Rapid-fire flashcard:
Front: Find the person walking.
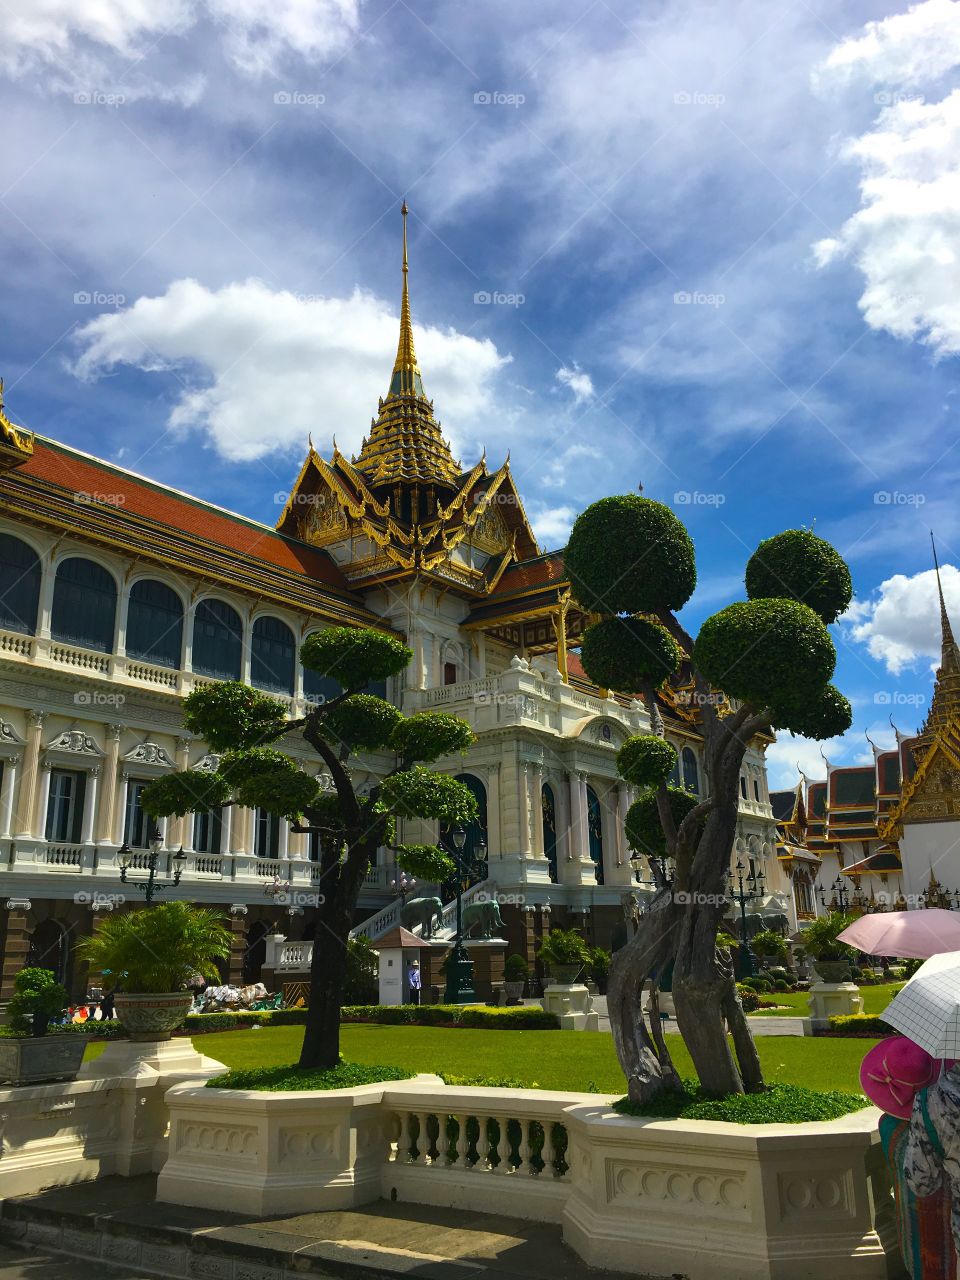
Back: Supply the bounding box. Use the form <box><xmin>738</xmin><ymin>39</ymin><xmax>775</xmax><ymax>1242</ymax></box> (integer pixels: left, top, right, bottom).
<box><xmin>903</xmin><ymin>1061</ymin><xmax>960</xmax><ymax>1276</ymax></box>
<box><xmin>407</xmin><ymin>959</ymin><xmax>421</xmax><ymax>1006</ymax></box>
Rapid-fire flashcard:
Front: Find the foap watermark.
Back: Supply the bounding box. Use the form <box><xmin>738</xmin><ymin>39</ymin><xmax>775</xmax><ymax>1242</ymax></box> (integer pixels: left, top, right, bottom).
<box><xmin>874</xmin><ymin>90</ymin><xmax>924</xmax><ymax>107</ymax></box>
<box><xmin>474</xmin><ymin>691</ymin><xmax>530</xmax><ymax>708</ymax></box>
<box><xmin>271</xmin><ymin>890</ymin><xmax>326</xmax><ymax>908</ymax></box>
<box><xmin>674</xmin><ymin>91</ymin><xmax>725</xmax><ymax>108</ymax></box>
<box><xmin>874</xmin><ymin>690</ymin><xmax>925</xmax><ymax>707</ymax></box>
<box><xmin>73</xmin><ymin>291</ymin><xmax>126</xmax><ymax>307</ymax></box>
<box><xmin>273</xmin><ymin>91</ymin><xmax>325</xmax><ymax>108</ymax></box>
<box><xmin>674</xmin><ymin>490</ymin><xmax>726</xmax><ymax>507</ymax></box>
<box><xmin>473</xmin><ymin>290</ymin><xmax>525</xmax><ymax>307</ymax></box>
<box><xmin>673</xmin><ymin>890</ymin><xmax>727</xmax><ymax>906</ymax></box>
<box><xmin>75</xmin><ymin>490</ymin><xmax>126</xmax><ymax>507</ymax></box>
<box><xmin>74</xmin><ymin>90</ymin><xmax>125</xmax><ymax>108</ymax></box>
<box><xmin>74</xmin><ymin>890</ymin><xmax>126</xmax><ymax>907</ymax></box>
<box><xmin>675</xmin><ymin>689</ymin><xmax>725</xmax><ymax>708</ymax></box>
<box><xmin>473</xmin><ymin>90</ymin><xmax>525</xmax><ymax>108</ymax></box>
<box><xmin>674</xmin><ymin>290</ymin><xmax>725</xmax><ymax>307</ymax></box>
<box><xmin>473</xmin><ymin>890</ymin><xmax>526</xmax><ymax>906</ymax></box>
<box><xmin>473</xmin><ymin>492</ymin><xmax>520</xmax><ymax>507</ymax></box>
<box><xmin>273</xmin><ymin>490</ymin><xmax>329</xmax><ymax>508</ymax></box>
<box><xmin>74</xmin><ymin>691</ymin><xmax>126</xmax><ymax>708</ymax></box>
<box><xmin>874</xmin><ymin>490</ymin><xmax>925</xmax><ymax>507</ymax></box>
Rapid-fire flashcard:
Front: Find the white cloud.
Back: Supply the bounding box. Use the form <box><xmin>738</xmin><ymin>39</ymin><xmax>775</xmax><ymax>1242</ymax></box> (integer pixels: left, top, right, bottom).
<box><xmin>814</xmin><ymin>1</ymin><xmax>960</xmax><ymax>356</ymax></box>
<box><xmin>70</xmin><ymin>277</ymin><xmax>509</xmax><ymax>463</ymax></box>
<box><xmin>540</xmin><ymin>442</ymin><xmax>603</xmax><ymax>490</ymax></box>
<box><xmin>843</xmin><ymin>562</ymin><xmax>960</xmax><ymax>673</ymax></box>
<box><xmin>765</xmin><ymin>732</ymin><xmax>845</xmax><ymax>791</ymax></box>
<box><xmin>526</xmin><ymin>502</ymin><xmax>577</xmax><ymax>547</ymax></box>
<box><xmin>555</xmin><ymin>364</ymin><xmax>595</xmax><ymax>405</ymax></box>
<box><xmin>0</xmin><ymin>0</ymin><xmax>360</xmax><ymax>94</ymax></box>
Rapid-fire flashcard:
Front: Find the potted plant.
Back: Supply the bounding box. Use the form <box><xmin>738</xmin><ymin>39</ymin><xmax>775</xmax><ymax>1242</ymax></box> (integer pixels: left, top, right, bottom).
<box><xmin>588</xmin><ymin>945</ymin><xmax>611</xmax><ymax>994</ymax></box>
<box><xmin>503</xmin><ymin>953</ymin><xmax>529</xmax><ymax>1002</ymax></box>
<box><xmin>0</xmin><ymin>967</ymin><xmax>84</xmax><ymax>1085</ymax></box>
<box><xmin>751</xmin><ymin>929</ymin><xmax>789</xmax><ymax>967</ymax></box>
<box><xmin>800</xmin><ymin>911</ymin><xmax>857</xmax><ymax>983</ymax></box>
<box><xmin>76</xmin><ymin>901</ymin><xmax>231</xmax><ymax>1041</ymax></box>
<box><xmin>537</xmin><ymin>928</ymin><xmax>591</xmax><ymax>985</ymax></box>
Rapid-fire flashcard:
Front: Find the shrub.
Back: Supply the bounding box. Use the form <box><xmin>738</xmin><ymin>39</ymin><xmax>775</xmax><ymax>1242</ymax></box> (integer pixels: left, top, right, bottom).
<box><xmin>745</xmin><ymin>529</ymin><xmax>853</xmax><ymax>625</ymax></box>
<box><xmin>537</xmin><ymin>929</ymin><xmax>591</xmax><ymax>972</ymax></box>
<box><xmin>616</xmin><ymin>736</ymin><xmax>678</xmax><ymax>788</ymax></box>
<box><xmin>184</xmin><ymin>1012</ymin><xmax>239</xmax><ymax>1033</ymax></box>
<box><xmin>504</xmin><ymin>954</ymin><xmax>529</xmax><ymax>982</ymax></box>
<box><xmin>460</xmin><ymin>1007</ymin><xmax>558</xmax><ymax>1030</ymax></box>
<box><xmin>75</xmin><ymin>901</ymin><xmax>231</xmax><ymax>993</ymax></box>
<box><xmin>207</xmin><ymin>1061</ymin><xmax>415</xmax><ymax>1091</ymax></box>
<box><xmin>773</xmin><ymin>980</ymin><xmax>790</xmax><ymax>993</ymax></box>
<box><xmin>341</xmin><ymin>1004</ymin><xmax>417</xmax><ymax>1024</ymax></box>
<box><xmin>579</xmin><ymin>616</ymin><xmax>681</xmax><ymax>691</ymax></box>
<box><xmin>751</xmin><ymin>929</ymin><xmax>789</xmax><ymax>961</ymax></box>
<box><xmin>7</xmin><ymin>967</ymin><xmax>68</xmax><ymax>1036</ymax></box>
<box><xmin>625</xmin><ymin>786</ymin><xmax>701</xmax><ymax>858</ymax></box>
<box><xmin>344</xmin><ymin>936</ymin><xmax>379</xmax><ymax>1005</ymax></box>
<box><xmin>736</xmin><ymin>986</ymin><xmax>760</xmax><ymax>1012</ymax></box>
<box><xmin>338</xmin><ymin>1004</ymin><xmax>560</xmax><ymax>1030</ymax></box>
<box><xmin>801</xmin><ymin>912</ymin><xmax>858</xmax><ymax>963</ymax></box>
<box><xmin>614</xmin><ymin>1080</ymin><xmax>868</xmax><ymax>1123</ymax></box>
<box><xmin>824</xmin><ymin>1015</ymin><xmax>895</xmax><ymax>1038</ymax></box>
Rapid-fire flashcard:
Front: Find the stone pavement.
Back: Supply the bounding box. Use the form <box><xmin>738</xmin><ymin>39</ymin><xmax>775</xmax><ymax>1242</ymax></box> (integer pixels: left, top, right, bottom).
<box><xmin>586</xmin><ymin>995</ymin><xmax>808</xmax><ymax>1037</ymax></box>
<box><xmin>0</xmin><ymin>1176</ymin><xmax>645</xmax><ymax>1280</ymax></box>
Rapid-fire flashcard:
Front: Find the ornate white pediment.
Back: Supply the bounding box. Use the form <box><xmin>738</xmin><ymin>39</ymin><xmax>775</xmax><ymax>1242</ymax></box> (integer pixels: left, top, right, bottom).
<box><xmin>0</xmin><ymin>720</ymin><xmax>25</xmax><ymax>753</ymax></box>
<box><xmin>123</xmin><ymin>741</ymin><xmax>175</xmax><ymax>768</ymax></box>
<box><xmin>193</xmin><ymin>753</ymin><xmax>222</xmax><ymax>773</ymax></box>
<box><xmin>45</xmin><ymin>729</ymin><xmax>103</xmax><ymax>757</ymax></box>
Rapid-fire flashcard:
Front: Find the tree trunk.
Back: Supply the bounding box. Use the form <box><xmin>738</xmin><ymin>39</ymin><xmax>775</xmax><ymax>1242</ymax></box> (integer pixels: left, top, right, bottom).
<box><xmin>299</xmin><ymin>890</ymin><xmax>351</xmax><ymax>1069</ymax></box>
<box><xmin>671</xmin><ymin>904</ymin><xmax>745</xmax><ymax>1097</ymax></box>
<box><xmin>722</xmin><ymin>978</ymin><xmax>764</xmax><ymax>1092</ymax></box>
<box><xmin>607</xmin><ymin>892</ymin><xmax>679</xmax><ymax>1103</ymax></box>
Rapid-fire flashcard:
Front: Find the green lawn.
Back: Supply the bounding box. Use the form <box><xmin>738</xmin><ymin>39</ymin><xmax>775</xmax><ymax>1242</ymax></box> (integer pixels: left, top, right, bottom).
<box><xmin>749</xmin><ymin>981</ymin><xmax>902</xmax><ymax>1017</ymax></box>
<box><xmin>85</xmin><ymin>1024</ymin><xmax>876</xmax><ymax>1095</ymax></box>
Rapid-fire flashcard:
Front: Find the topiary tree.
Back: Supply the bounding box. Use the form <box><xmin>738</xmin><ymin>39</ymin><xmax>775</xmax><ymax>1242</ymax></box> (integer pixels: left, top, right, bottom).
<box><xmin>564</xmin><ymin>500</ymin><xmax>852</xmax><ymax>1101</ymax></box>
<box><xmin>140</xmin><ymin>627</ymin><xmax>477</xmax><ymax>1069</ymax></box>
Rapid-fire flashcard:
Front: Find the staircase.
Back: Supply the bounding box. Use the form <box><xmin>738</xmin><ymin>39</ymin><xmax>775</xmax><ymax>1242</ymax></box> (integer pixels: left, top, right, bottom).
<box><xmin>350</xmin><ymin>880</ymin><xmax>494</xmax><ymax>943</ymax></box>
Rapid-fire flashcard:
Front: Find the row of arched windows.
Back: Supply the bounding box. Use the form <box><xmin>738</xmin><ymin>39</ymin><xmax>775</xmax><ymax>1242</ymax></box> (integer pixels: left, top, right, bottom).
<box><xmin>0</xmin><ymin>533</ymin><xmax>354</xmax><ymax>697</ymax></box>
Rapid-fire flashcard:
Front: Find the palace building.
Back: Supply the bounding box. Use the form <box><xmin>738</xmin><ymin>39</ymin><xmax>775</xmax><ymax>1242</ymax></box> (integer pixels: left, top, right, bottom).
<box><xmin>0</xmin><ymin>208</ymin><xmax>798</xmax><ymax>1002</ymax></box>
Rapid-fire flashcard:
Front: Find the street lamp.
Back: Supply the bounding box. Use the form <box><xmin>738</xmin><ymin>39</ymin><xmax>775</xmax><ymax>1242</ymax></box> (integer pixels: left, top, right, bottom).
<box><xmin>818</xmin><ymin>875</ymin><xmax>851</xmax><ymax>912</ymax></box>
<box><xmin>728</xmin><ymin>859</ymin><xmax>765</xmax><ymax>980</ymax></box>
<box><xmin>390</xmin><ymin>871</ymin><xmax>417</xmax><ymax>902</ymax></box>
<box><xmin>119</xmin><ymin>828</ymin><xmax>186</xmax><ymax>904</ymax></box>
<box><xmin>443</xmin><ymin>823</ymin><xmax>484</xmax><ymax>1004</ymax></box>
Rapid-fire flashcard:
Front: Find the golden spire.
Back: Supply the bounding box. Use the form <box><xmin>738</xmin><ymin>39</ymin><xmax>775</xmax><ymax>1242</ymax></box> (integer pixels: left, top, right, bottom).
<box><xmin>389</xmin><ymin>200</ymin><xmax>425</xmax><ymax>399</ymax></box>
<box><xmin>915</xmin><ymin>533</ymin><xmax>960</xmax><ymax>755</ymax></box>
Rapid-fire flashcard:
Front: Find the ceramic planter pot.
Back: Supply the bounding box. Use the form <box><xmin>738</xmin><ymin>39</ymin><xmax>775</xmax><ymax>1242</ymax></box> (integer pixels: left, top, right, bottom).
<box><xmin>0</xmin><ymin>1035</ymin><xmax>86</xmax><ymax>1085</ymax></box>
<box><xmin>504</xmin><ymin>980</ymin><xmax>525</xmax><ymax>1001</ymax></box>
<box><xmin>114</xmin><ymin>992</ymin><xmax>193</xmax><ymax>1041</ymax></box>
<box><xmin>812</xmin><ymin>960</ymin><xmax>851</xmax><ymax>984</ymax></box>
<box><xmin>547</xmin><ymin>964</ymin><xmax>582</xmax><ymax>985</ymax></box>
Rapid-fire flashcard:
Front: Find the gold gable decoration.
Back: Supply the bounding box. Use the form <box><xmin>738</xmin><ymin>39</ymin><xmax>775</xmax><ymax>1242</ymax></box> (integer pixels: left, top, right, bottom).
<box><xmin>0</xmin><ymin>380</ymin><xmax>34</xmax><ymax>473</ymax></box>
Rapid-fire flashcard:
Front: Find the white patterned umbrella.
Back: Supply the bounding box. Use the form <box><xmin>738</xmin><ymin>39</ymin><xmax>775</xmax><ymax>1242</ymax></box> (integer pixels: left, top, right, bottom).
<box><xmin>882</xmin><ymin>950</ymin><xmax>960</xmax><ymax>1058</ymax></box>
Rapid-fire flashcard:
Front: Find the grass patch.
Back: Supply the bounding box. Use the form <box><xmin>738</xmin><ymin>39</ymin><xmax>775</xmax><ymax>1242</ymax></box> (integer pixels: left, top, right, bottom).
<box><xmin>613</xmin><ymin>1080</ymin><xmax>868</xmax><ymax>1124</ymax></box>
<box><xmin>87</xmin><ymin>1024</ymin><xmax>879</xmax><ymax>1095</ymax></box>
<box><xmin>748</xmin><ymin>981</ymin><xmax>903</xmax><ymax>1018</ymax></box>
<box><xmin>206</xmin><ymin>1060</ymin><xmax>414</xmax><ymax>1091</ymax></box>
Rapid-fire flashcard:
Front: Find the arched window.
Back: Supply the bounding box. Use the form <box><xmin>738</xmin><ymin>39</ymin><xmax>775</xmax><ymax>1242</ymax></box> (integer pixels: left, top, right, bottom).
<box><xmin>192</xmin><ymin>599</ymin><xmax>242</xmax><ymax>680</ymax></box>
<box><xmin>440</xmin><ymin>773</ymin><xmax>488</xmax><ymax>889</ymax></box>
<box><xmin>126</xmin><ymin>579</ymin><xmax>183</xmax><ymax>668</ymax></box>
<box><xmin>668</xmin><ymin>752</ymin><xmax>681</xmax><ymax>787</ymax></box>
<box><xmin>586</xmin><ymin>784</ymin><xmax>604</xmax><ymax>885</ymax></box>
<box><xmin>28</xmin><ymin>919</ymin><xmax>70</xmax><ymax>986</ymax></box>
<box><xmin>542</xmin><ymin>783</ymin><xmax>558</xmax><ymax>883</ymax></box>
<box><xmin>0</xmin><ymin>534</ymin><xmax>40</xmax><ymax>635</ymax></box>
<box><xmin>51</xmin><ymin>557</ymin><xmax>116</xmax><ymax>652</ymax></box>
<box><xmin>251</xmin><ymin>615</ymin><xmax>295</xmax><ymax>695</ymax></box>
<box><xmin>681</xmin><ymin>746</ymin><xmax>699</xmax><ymax>794</ymax></box>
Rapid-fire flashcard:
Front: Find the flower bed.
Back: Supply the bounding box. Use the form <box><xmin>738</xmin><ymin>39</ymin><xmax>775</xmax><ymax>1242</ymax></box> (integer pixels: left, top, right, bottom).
<box><xmin>613</xmin><ymin>1080</ymin><xmax>868</xmax><ymax>1124</ymax></box>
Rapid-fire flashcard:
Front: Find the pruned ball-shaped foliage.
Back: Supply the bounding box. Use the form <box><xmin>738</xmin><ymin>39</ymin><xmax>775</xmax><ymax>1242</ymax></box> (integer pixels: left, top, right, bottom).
<box><xmin>395</xmin><ymin>843</ymin><xmax>457</xmax><ymax>882</ymax></box>
<box><xmin>771</xmin><ymin>682</ymin><xmax>852</xmax><ymax>740</ymax></box>
<box><xmin>219</xmin><ymin>749</ymin><xmax>319</xmax><ymax>819</ymax></box>
<box><xmin>625</xmin><ymin>787</ymin><xmax>701</xmax><ymax>858</ymax></box>
<box><xmin>617</xmin><ymin>735</ymin><xmax>678</xmax><ymax>788</ymax></box>
<box><xmin>391</xmin><ymin>711</ymin><xmax>476</xmax><ymax>763</ymax></box>
<box><xmin>693</xmin><ymin>599</ymin><xmax>835</xmax><ymax>711</ymax></box>
<box><xmin>564</xmin><ymin>495</ymin><xmax>696</xmax><ymax>615</ymax></box>
<box><xmin>142</xmin><ymin>770</ymin><xmax>230</xmax><ymax>818</ymax></box>
<box><xmin>379</xmin><ymin>767</ymin><xmax>479</xmax><ymax>824</ymax></box>
<box><xmin>580</xmin><ymin>616</ymin><xmax>681</xmax><ymax>692</ymax></box>
<box><xmin>745</xmin><ymin>529</ymin><xmax>852</xmax><ymax>625</ymax></box>
<box><xmin>301</xmin><ymin>626</ymin><xmax>411</xmax><ymax>694</ymax></box>
<box><xmin>322</xmin><ymin>694</ymin><xmax>403</xmax><ymax>752</ymax></box>
<box><xmin>183</xmin><ymin>681</ymin><xmax>288</xmax><ymax>752</ymax></box>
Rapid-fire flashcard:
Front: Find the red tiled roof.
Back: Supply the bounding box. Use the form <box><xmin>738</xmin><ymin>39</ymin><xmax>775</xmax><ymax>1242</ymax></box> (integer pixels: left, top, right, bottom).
<box><xmin>18</xmin><ymin>438</ymin><xmax>352</xmax><ymax>591</ymax></box>
<box><xmin>488</xmin><ymin>552</ymin><xmax>566</xmax><ymax>596</ymax></box>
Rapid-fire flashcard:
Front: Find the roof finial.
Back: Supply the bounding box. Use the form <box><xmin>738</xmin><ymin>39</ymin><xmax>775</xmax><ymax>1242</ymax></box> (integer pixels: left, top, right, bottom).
<box><xmin>931</xmin><ymin>531</ymin><xmax>958</xmax><ymax>659</ymax></box>
<box><xmin>389</xmin><ymin>201</ymin><xmax>423</xmax><ymax>398</ymax></box>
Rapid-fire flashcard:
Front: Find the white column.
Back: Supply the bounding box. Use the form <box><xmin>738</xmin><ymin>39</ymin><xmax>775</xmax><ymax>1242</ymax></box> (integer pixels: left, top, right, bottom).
<box><xmin>114</xmin><ymin>579</ymin><xmax>131</xmax><ymax>657</ymax></box>
<box><xmin>485</xmin><ymin>763</ymin><xmax>501</xmax><ymax>857</ymax></box>
<box><xmin>604</xmin><ymin>784</ymin><xmax>631</xmax><ymax>886</ymax></box>
<box><xmin>182</xmin><ymin>602</ymin><xmax>195</xmax><ymax>673</ymax></box>
<box><xmin>115</xmin><ymin>774</ymin><xmax>130</xmax><ymax>845</ymax></box>
<box><xmin>220</xmin><ymin>805</ymin><xmax>232</xmax><ymax>857</ymax></box>
<box><xmin>96</xmin><ymin>723</ymin><xmax>122</xmax><ymax>843</ymax></box>
<box><xmin>80</xmin><ymin>768</ymin><xmax>98</xmax><ymax>844</ymax></box>
<box><xmin>37</xmin><ymin>560</ymin><xmax>56</xmax><ymax>640</ymax></box>
<box><xmin>36</xmin><ymin>762</ymin><xmax>53</xmax><ymax>840</ymax></box>
<box><xmin>530</xmin><ymin>764</ymin><xmax>545</xmax><ymax>859</ymax></box>
<box><xmin>14</xmin><ymin>711</ymin><xmax>43</xmax><ymax>838</ymax></box>
<box><xmin>279</xmin><ymin>820</ymin><xmax>289</xmax><ymax>859</ymax></box>
<box><xmin>0</xmin><ymin>757</ymin><xmax>17</xmax><ymax>838</ymax></box>
<box><xmin>518</xmin><ymin>763</ymin><xmax>531</xmax><ymax>855</ymax></box>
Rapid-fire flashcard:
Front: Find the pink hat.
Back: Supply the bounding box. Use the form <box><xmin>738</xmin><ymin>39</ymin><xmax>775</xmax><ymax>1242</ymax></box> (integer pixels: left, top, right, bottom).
<box><xmin>860</xmin><ymin>1036</ymin><xmax>948</xmax><ymax>1119</ymax></box>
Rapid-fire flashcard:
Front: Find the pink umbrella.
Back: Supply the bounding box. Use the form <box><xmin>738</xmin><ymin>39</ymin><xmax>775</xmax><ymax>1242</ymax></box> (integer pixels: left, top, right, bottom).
<box><xmin>836</xmin><ymin>908</ymin><xmax>960</xmax><ymax>959</ymax></box>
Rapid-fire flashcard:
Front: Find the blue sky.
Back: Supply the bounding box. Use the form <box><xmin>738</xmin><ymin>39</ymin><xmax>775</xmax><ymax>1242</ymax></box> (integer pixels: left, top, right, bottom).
<box><xmin>2</xmin><ymin>0</ymin><xmax>960</xmax><ymax>787</ymax></box>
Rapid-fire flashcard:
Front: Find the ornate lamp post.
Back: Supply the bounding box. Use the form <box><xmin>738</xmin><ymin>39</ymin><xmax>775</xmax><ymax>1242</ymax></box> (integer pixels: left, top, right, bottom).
<box><xmin>119</xmin><ymin>829</ymin><xmax>186</xmax><ymax>904</ymax></box>
<box><xmin>390</xmin><ymin>871</ymin><xmax>417</xmax><ymax>903</ymax></box>
<box><xmin>728</xmin><ymin>859</ymin><xmax>765</xmax><ymax>980</ymax></box>
<box><xmin>442</xmin><ymin>824</ymin><xmax>487</xmax><ymax>1004</ymax></box>
<box><xmin>818</xmin><ymin>875</ymin><xmax>851</xmax><ymax>912</ymax></box>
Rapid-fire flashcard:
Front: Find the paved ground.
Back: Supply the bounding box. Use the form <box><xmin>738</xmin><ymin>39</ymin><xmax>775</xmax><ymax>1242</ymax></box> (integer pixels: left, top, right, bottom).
<box><xmin>1</xmin><ymin>1176</ymin><xmax>641</xmax><ymax>1280</ymax></box>
<box><xmin>586</xmin><ymin>995</ymin><xmax>807</xmax><ymax>1037</ymax></box>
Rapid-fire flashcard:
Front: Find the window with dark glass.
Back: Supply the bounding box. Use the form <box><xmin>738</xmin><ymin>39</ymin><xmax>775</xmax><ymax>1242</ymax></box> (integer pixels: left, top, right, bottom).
<box><xmin>251</xmin><ymin>615</ymin><xmax>295</xmax><ymax>695</ymax></box>
<box><xmin>739</xmin><ymin>776</ymin><xmax>748</xmax><ymax>799</ymax></box>
<box><xmin>45</xmin><ymin>769</ymin><xmax>86</xmax><ymax>843</ymax></box>
<box><xmin>681</xmin><ymin>747</ymin><xmax>699</xmax><ymax>794</ymax></box>
<box><xmin>193</xmin><ymin>809</ymin><xmax>223</xmax><ymax>854</ymax></box>
<box><xmin>444</xmin><ymin>662</ymin><xmax>457</xmax><ymax>685</ymax></box>
<box><xmin>586</xmin><ymin>784</ymin><xmax>604</xmax><ymax>885</ymax></box>
<box><xmin>124</xmin><ymin>780</ymin><xmax>158</xmax><ymax>848</ymax></box>
<box><xmin>542</xmin><ymin>783</ymin><xmax>558</xmax><ymax>884</ymax></box>
<box><xmin>255</xmin><ymin>807</ymin><xmax>280</xmax><ymax>858</ymax></box>
<box><xmin>51</xmin><ymin>558</ymin><xmax>117</xmax><ymax>652</ymax></box>
<box><xmin>0</xmin><ymin>534</ymin><xmax>41</xmax><ymax>635</ymax></box>
<box><xmin>126</xmin><ymin>579</ymin><xmax>184</xmax><ymax>668</ymax></box>
<box><xmin>192</xmin><ymin>599</ymin><xmax>242</xmax><ymax>679</ymax></box>
<box><xmin>753</xmin><ymin>779</ymin><xmax>761</xmax><ymax>801</ymax></box>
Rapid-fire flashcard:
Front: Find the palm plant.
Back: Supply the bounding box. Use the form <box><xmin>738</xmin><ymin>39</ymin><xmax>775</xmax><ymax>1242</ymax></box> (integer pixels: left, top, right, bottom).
<box><xmin>76</xmin><ymin>901</ymin><xmax>230</xmax><ymax>993</ymax></box>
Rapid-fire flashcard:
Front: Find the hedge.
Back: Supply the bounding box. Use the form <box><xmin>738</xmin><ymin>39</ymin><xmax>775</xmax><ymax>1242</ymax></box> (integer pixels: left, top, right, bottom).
<box><xmin>823</xmin><ymin>1014</ymin><xmax>895</xmax><ymax>1038</ymax></box>
<box><xmin>340</xmin><ymin>1004</ymin><xmax>560</xmax><ymax>1030</ymax></box>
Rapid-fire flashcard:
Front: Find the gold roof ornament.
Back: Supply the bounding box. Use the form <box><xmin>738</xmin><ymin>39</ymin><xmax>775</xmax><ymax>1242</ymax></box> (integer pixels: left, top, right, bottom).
<box><xmin>914</xmin><ymin>533</ymin><xmax>960</xmax><ymax>757</ymax></box>
<box><xmin>0</xmin><ymin>378</ymin><xmax>35</xmax><ymax>472</ymax></box>
<box><xmin>352</xmin><ymin>203</ymin><xmax>461</xmax><ymax>489</ymax></box>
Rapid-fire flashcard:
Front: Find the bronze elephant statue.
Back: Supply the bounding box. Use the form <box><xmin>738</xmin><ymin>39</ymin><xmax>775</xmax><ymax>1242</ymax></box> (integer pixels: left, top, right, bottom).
<box><xmin>462</xmin><ymin>898</ymin><xmax>504</xmax><ymax>939</ymax></box>
<box><xmin>400</xmin><ymin>896</ymin><xmax>444</xmax><ymax>939</ymax></box>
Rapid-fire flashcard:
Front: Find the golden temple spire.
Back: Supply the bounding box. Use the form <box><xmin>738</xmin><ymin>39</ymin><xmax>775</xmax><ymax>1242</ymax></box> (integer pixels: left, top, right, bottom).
<box><xmin>915</xmin><ymin>533</ymin><xmax>960</xmax><ymax>755</ymax></box>
<box><xmin>389</xmin><ymin>201</ymin><xmax>425</xmax><ymax>399</ymax></box>
<box><xmin>932</xmin><ymin>532</ymin><xmax>959</xmax><ymax>673</ymax></box>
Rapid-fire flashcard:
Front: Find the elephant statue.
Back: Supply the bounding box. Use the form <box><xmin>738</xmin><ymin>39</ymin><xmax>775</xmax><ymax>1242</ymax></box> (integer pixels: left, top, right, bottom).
<box><xmin>400</xmin><ymin>896</ymin><xmax>444</xmax><ymax>939</ymax></box>
<box><xmin>462</xmin><ymin>898</ymin><xmax>504</xmax><ymax>940</ymax></box>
